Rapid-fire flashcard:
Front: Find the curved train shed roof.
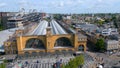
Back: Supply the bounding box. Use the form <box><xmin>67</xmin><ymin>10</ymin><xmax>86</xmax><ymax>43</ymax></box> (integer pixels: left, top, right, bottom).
<box><xmin>29</xmin><ymin>20</ymin><xmax>68</xmax><ymax>35</ymax></box>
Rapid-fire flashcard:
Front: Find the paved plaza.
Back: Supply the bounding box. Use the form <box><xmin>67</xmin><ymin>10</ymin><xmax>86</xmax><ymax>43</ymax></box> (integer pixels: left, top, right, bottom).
<box><xmin>5</xmin><ymin>52</ymin><xmax>95</xmax><ymax>68</ymax></box>
<box><xmin>6</xmin><ymin>53</ymin><xmax>74</xmax><ymax>68</ymax></box>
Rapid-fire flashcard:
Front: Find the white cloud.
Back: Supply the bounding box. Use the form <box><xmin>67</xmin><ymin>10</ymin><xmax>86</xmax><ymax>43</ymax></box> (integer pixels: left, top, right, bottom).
<box><xmin>98</xmin><ymin>0</ymin><xmax>103</xmax><ymax>2</ymax></box>
<box><xmin>67</xmin><ymin>1</ymin><xmax>73</xmax><ymax>5</ymax></box>
<box><xmin>0</xmin><ymin>3</ymin><xmax>7</xmax><ymax>7</ymax></box>
<box><xmin>59</xmin><ymin>1</ymin><xmax>64</xmax><ymax>7</ymax></box>
<box><xmin>18</xmin><ymin>0</ymin><xmax>28</xmax><ymax>5</ymax></box>
<box><xmin>51</xmin><ymin>1</ymin><xmax>56</xmax><ymax>5</ymax></box>
<box><xmin>77</xmin><ymin>0</ymin><xmax>84</xmax><ymax>4</ymax></box>
<box><xmin>47</xmin><ymin>0</ymin><xmax>84</xmax><ymax>9</ymax></box>
<box><xmin>49</xmin><ymin>1</ymin><xmax>65</xmax><ymax>8</ymax></box>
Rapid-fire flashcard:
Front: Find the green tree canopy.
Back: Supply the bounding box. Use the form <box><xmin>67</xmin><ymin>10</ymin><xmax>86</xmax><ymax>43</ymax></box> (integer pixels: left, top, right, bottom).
<box><xmin>0</xmin><ymin>63</ymin><xmax>6</xmax><ymax>68</ymax></box>
<box><xmin>95</xmin><ymin>38</ymin><xmax>105</xmax><ymax>52</ymax></box>
<box><xmin>97</xmin><ymin>20</ymin><xmax>104</xmax><ymax>25</ymax></box>
<box><xmin>62</xmin><ymin>55</ymin><xmax>84</xmax><ymax>68</ymax></box>
<box><xmin>0</xmin><ymin>59</ymin><xmax>7</xmax><ymax>68</ymax></box>
<box><xmin>0</xmin><ymin>18</ymin><xmax>4</xmax><ymax>31</ymax></box>
<box><xmin>53</xmin><ymin>14</ymin><xmax>62</xmax><ymax>20</ymax></box>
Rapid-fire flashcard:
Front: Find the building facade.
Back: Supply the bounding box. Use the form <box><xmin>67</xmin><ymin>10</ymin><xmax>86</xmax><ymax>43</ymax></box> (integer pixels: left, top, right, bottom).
<box><xmin>4</xmin><ymin>20</ymin><xmax>87</xmax><ymax>55</ymax></box>
<box><xmin>105</xmin><ymin>40</ymin><xmax>120</xmax><ymax>52</ymax></box>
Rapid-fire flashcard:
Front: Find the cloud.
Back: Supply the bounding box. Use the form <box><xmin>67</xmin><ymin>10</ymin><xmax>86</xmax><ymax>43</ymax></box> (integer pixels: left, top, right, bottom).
<box><xmin>98</xmin><ymin>0</ymin><xmax>103</xmax><ymax>2</ymax></box>
<box><xmin>48</xmin><ymin>1</ymin><xmax>65</xmax><ymax>8</ymax></box>
<box><xmin>18</xmin><ymin>0</ymin><xmax>28</xmax><ymax>5</ymax></box>
<box><xmin>0</xmin><ymin>3</ymin><xmax>7</xmax><ymax>7</ymax></box>
<box><xmin>58</xmin><ymin>1</ymin><xmax>64</xmax><ymax>7</ymax></box>
<box><xmin>51</xmin><ymin>1</ymin><xmax>56</xmax><ymax>5</ymax></box>
<box><xmin>77</xmin><ymin>0</ymin><xmax>84</xmax><ymax>4</ymax></box>
<box><xmin>52</xmin><ymin>0</ymin><xmax>83</xmax><ymax>8</ymax></box>
<box><xmin>0</xmin><ymin>0</ymin><xmax>120</xmax><ymax>13</ymax></box>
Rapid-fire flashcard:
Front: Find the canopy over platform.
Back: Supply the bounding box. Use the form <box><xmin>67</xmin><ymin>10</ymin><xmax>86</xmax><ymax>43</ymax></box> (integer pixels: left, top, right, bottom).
<box><xmin>29</xmin><ymin>20</ymin><xmax>68</xmax><ymax>35</ymax></box>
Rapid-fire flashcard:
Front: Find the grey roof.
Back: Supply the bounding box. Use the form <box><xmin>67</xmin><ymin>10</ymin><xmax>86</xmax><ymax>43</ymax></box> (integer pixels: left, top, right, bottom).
<box><xmin>50</xmin><ymin>20</ymin><xmax>67</xmax><ymax>35</ymax></box>
<box><xmin>78</xmin><ymin>33</ymin><xmax>87</xmax><ymax>38</ymax></box>
<box><xmin>106</xmin><ymin>40</ymin><xmax>119</xmax><ymax>44</ymax></box>
<box><xmin>30</xmin><ymin>20</ymin><xmax>48</xmax><ymax>35</ymax></box>
<box><xmin>30</xmin><ymin>20</ymin><xmax>67</xmax><ymax>35</ymax></box>
<box><xmin>76</xmin><ymin>23</ymin><xmax>99</xmax><ymax>32</ymax></box>
<box><xmin>0</xmin><ymin>29</ymin><xmax>16</xmax><ymax>51</ymax></box>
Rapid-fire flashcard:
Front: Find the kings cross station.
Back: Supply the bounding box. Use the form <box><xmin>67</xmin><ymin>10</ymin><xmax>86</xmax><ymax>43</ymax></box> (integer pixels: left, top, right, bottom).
<box><xmin>0</xmin><ymin>12</ymin><xmax>89</xmax><ymax>68</ymax></box>
<box><xmin>1</xmin><ymin>0</ymin><xmax>120</xmax><ymax>67</ymax></box>
<box><xmin>4</xmin><ymin>19</ymin><xmax>87</xmax><ymax>55</ymax></box>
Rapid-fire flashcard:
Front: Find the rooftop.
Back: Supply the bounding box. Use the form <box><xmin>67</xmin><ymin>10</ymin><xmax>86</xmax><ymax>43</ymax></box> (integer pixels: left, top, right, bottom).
<box><xmin>0</xmin><ymin>29</ymin><xmax>14</xmax><ymax>46</ymax></box>
<box><xmin>29</xmin><ymin>20</ymin><xmax>68</xmax><ymax>35</ymax></box>
<box><xmin>78</xmin><ymin>33</ymin><xmax>87</xmax><ymax>38</ymax></box>
<box><xmin>106</xmin><ymin>40</ymin><xmax>119</xmax><ymax>44</ymax></box>
<box><xmin>0</xmin><ymin>28</ymin><xmax>23</xmax><ymax>50</ymax></box>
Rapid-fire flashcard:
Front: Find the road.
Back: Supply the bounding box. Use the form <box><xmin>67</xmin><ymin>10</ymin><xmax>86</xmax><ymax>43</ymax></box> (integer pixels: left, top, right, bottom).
<box><xmin>86</xmin><ymin>51</ymin><xmax>120</xmax><ymax>68</ymax></box>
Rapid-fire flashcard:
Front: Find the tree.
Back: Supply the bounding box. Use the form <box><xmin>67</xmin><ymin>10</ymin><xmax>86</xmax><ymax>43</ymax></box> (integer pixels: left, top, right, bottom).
<box><xmin>104</xmin><ymin>19</ymin><xmax>110</xmax><ymax>23</ymax></box>
<box><xmin>68</xmin><ymin>59</ymin><xmax>78</xmax><ymax>68</ymax></box>
<box><xmin>97</xmin><ymin>20</ymin><xmax>104</xmax><ymax>25</ymax></box>
<box><xmin>0</xmin><ymin>18</ymin><xmax>4</xmax><ymax>31</ymax></box>
<box><xmin>62</xmin><ymin>55</ymin><xmax>84</xmax><ymax>68</ymax></box>
<box><xmin>114</xmin><ymin>22</ymin><xmax>118</xmax><ymax>28</ymax></box>
<box><xmin>61</xmin><ymin>64</ymin><xmax>66</xmax><ymax>68</ymax></box>
<box><xmin>53</xmin><ymin>14</ymin><xmax>62</xmax><ymax>20</ymax></box>
<box><xmin>3</xmin><ymin>59</ymin><xmax>8</xmax><ymax>63</ymax></box>
<box><xmin>0</xmin><ymin>63</ymin><xmax>6</xmax><ymax>68</ymax></box>
<box><xmin>0</xmin><ymin>18</ymin><xmax>1</xmax><ymax>24</ymax></box>
<box><xmin>76</xmin><ymin>55</ymin><xmax>84</xmax><ymax>65</ymax></box>
<box><xmin>0</xmin><ymin>59</ymin><xmax>7</xmax><ymax>68</ymax></box>
<box><xmin>111</xmin><ymin>16</ymin><xmax>116</xmax><ymax>22</ymax></box>
<box><xmin>0</xmin><ymin>25</ymin><xmax>3</xmax><ymax>31</ymax></box>
<box><xmin>95</xmin><ymin>38</ymin><xmax>105</xmax><ymax>52</ymax></box>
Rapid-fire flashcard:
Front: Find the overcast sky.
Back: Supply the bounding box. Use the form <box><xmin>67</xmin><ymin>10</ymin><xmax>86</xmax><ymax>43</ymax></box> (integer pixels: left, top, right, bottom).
<box><xmin>0</xmin><ymin>0</ymin><xmax>120</xmax><ymax>13</ymax></box>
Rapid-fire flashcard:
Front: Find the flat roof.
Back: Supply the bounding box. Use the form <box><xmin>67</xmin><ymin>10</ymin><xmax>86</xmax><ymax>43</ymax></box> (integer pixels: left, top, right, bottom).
<box><xmin>78</xmin><ymin>33</ymin><xmax>87</xmax><ymax>40</ymax></box>
<box><xmin>0</xmin><ymin>28</ymin><xmax>21</xmax><ymax>50</ymax></box>
<box><xmin>0</xmin><ymin>54</ymin><xmax>17</xmax><ymax>60</ymax></box>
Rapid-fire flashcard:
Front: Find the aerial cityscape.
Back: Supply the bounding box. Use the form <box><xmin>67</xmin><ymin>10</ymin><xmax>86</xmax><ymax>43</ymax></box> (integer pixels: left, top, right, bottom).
<box><xmin>0</xmin><ymin>0</ymin><xmax>120</xmax><ymax>68</ymax></box>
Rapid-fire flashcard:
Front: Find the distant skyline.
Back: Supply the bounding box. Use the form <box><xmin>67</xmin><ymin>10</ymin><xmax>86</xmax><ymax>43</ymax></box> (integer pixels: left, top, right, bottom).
<box><xmin>0</xmin><ymin>0</ymin><xmax>120</xmax><ymax>13</ymax></box>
